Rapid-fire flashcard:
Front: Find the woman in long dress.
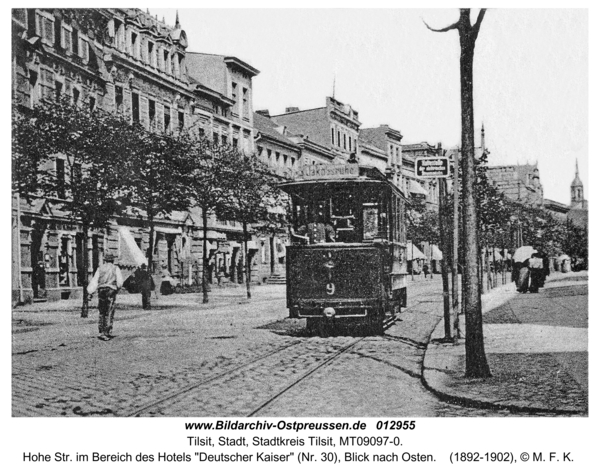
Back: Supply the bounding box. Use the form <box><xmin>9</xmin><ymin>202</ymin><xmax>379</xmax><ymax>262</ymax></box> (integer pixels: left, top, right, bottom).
<box><xmin>517</xmin><ymin>259</ymin><xmax>530</xmax><ymax>293</ymax></box>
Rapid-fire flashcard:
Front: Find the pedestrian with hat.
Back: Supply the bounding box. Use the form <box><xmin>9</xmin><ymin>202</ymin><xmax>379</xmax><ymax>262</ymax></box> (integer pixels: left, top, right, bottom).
<box><xmin>87</xmin><ymin>253</ymin><xmax>123</xmax><ymax>341</ymax></box>
<box><xmin>134</xmin><ymin>263</ymin><xmax>154</xmax><ymax>309</ymax></box>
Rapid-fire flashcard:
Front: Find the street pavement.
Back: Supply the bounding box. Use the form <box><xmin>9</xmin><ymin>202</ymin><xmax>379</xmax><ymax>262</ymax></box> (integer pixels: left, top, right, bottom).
<box><xmin>422</xmin><ymin>271</ymin><xmax>588</xmax><ymax>415</ymax></box>
<box><xmin>12</xmin><ymin>271</ymin><xmax>588</xmax><ymax>417</ymax></box>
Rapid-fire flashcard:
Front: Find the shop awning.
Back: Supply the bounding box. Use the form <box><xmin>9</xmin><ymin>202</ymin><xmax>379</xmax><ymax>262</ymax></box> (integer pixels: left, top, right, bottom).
<box><xmin>407</xmin><ymin>242</ymin><xmax>426</xmax><ymax>260</ymax></box>
<box><xmin>118</xmin><ymin>227</ymin><xmax>147</xmax><ymax>267</ymax></box>
<box><xmin>430</xmin><ymin>244</ymin><xmax>443</xmax><ymax>261</ymax></box>
<box><xmin>409</xmin><ymin>180</ymin><xmax>428</xmax><ymax>196</ymax></box>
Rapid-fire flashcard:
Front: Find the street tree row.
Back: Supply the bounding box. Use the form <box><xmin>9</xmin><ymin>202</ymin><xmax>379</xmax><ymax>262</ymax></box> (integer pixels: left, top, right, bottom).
<box><xmin>13</xmin><ymin>96</ymin><xmax>286</xmax><ymax>316</ymax></box>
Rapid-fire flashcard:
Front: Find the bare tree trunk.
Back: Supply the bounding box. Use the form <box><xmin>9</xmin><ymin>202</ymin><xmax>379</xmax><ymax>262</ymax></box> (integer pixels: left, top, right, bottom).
<box><xmin>202</xmin><ymin>207</ymin><xmax>209</xmax><ymax>303</ymax></box>
<box><xmin>270</xmin><ymin>230</ymin><xmax>276</xmax><ymax>276</ymax></box>
<box><xmin>243</xmin><ymin>222</ymin><xmax>251</xmax><ymax>299</ymax></box>
<box><xmin>81</xmin><ymin>223</ymin><xmax>90</xmax><ymax>318</ymax></box>
<box><xmin>458</xmin><ymin>10</ymin><xmax>491</xmax><ymax>378</ymax></box>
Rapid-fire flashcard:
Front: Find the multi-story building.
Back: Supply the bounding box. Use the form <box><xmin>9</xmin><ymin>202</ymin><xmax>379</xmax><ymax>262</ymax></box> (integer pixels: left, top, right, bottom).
<box><xmin>358</xmin><ymin>124</ymin><xmax>403</xmax><ymax>187</ymax></box>
<box><xmin>486</xmin><ymin>162</ymin><xmax>544</xmax><ymax>208</ymax></box>
<box><xmin>12</xmin><ymin>8</ymin><xmax>260</xmax><ymax>303</ymax></box>
<box><xmin>270</xmin><ymin>97</ymin><xmax>360</xmax><ymax>163</ymax></box>
<box><xmin>186</xmin><ymin>52</ymin><xmax>258</xmax><ymax>155</ymax></box>
<box><xmin>401</xmin><ymin>141</ymin><xmax>446</xmax><ymax>208</ymax></box>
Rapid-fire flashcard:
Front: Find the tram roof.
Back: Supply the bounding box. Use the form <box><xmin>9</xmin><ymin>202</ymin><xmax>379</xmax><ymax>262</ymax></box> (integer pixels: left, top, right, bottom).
<box><xmin>279</xmin><ymin>164</ymin><xmax>406</xmax><ymax>198</ymax></box>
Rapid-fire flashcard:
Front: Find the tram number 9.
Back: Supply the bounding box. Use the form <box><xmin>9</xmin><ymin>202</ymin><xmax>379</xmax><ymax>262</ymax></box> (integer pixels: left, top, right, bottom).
<box><xmin>326</xmin><ymin>283</ymin><xmax>335</xmax><ymax>295</ymax></box>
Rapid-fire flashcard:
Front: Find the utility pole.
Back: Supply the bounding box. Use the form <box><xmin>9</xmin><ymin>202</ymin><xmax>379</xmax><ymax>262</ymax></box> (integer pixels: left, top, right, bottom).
<box><xmin>438</xmin><ymin>177</ymin><xmax>453</xmax><ymax>341</ymax></box>
<box><xmin>452</xmin><ymin>152</ymin><xmax>461</xmax><ymax>337</ymax></box>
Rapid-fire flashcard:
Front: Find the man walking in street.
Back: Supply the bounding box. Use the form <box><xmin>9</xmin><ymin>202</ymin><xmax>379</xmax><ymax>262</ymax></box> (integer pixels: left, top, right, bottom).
<box><xmin>134</xmin><ymin>263</ymin><xmax>153</xmax><ymax>310</ymax></box>
<box><xmin>87</xmin><ymin>253</ymin><xmax>123</xmax><ymax>341</ymax></box>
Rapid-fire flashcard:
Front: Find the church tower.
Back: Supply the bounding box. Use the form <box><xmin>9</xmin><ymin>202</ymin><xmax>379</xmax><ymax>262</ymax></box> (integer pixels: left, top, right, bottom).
<box><xmin>571</xmin><ymin>159</ymin><xmax>584</xmax><ymax>208</ymax></box>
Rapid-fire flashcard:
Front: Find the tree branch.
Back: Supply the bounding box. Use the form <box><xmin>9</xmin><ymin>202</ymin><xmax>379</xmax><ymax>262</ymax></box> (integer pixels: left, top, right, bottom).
<box><xmin>422</xmin><ymin>18</ymin><xmax>460</xmax><ymax>33</ymax></box>
<box><xmin>471</xmin><ymin>9</ymin><xmax>487</xmax><ymax>41</ymax></box>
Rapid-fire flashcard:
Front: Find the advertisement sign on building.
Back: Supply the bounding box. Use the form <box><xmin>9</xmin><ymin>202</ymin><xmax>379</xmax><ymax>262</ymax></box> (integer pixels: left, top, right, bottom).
<box><xmin>294</xmin><ymin>163</ymin><xmax>359</xmax><ymax>181</ymax></box>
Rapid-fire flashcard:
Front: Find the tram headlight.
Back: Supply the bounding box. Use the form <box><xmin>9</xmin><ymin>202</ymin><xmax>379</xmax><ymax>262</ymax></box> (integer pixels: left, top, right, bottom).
<box><xmin>323</xmin><ymin>307</ymin><xmax>336</xmax><ymax>318</ymax></box>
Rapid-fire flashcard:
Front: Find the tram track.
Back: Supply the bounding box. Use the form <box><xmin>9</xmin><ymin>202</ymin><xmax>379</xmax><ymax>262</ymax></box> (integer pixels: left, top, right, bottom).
<box><xmin>125</xmin><ymin>288</ymin><xmax>444</xmax><ymax>417</ymax></box>
<box><xmin>125</xmin><ymin>339</ymin><xmax>304</xmax><ymax>417</ymax></box>
<box><xmin>125</xmin><ymin>335</ymin><xmax>370</xmax><ymax>417</ymax></box>
<box><xmin>247</xmin><ymin>337</ymin><xmax>366</xmax><ymax>417</ymax></box>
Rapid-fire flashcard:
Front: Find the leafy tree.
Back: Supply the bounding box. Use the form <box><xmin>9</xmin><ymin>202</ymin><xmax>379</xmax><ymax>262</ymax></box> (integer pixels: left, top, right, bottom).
<box><xmin>122</xmin><ymin>126</ymin><xmax>192</xmax><ymax>300</ymax></box>
<box><xmin>180</xmin><ymin>137</ymin><xmax>234</xmax><ymax>303</ymax></box>
<box><xmin>218</xmin><ymin>152</ymin><xmax>282</xmax><ymax>299</ymax></box>
<box><xmin>13</xmin><ymin>96</ymin><xmax>133</xmax><ymax>317</ymax></box>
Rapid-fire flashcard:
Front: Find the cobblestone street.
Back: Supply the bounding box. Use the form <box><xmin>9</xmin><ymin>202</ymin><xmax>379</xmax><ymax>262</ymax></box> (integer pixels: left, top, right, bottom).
<box><xmin>12</xmin><ymin>275</ymin><xmax>584</xmax><ymax>418</ymax></box>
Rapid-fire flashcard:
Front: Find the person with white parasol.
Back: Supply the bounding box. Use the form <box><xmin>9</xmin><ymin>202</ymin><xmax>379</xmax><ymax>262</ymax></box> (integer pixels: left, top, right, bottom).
<box><xmin>513</xmin><ymin>246</ymin><xmax>536</xmax><ymax>293</ymax></box>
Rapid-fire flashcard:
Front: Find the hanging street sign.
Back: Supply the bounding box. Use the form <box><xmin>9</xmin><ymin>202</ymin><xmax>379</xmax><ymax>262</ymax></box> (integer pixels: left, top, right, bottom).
<box><xmin>415</xmin><ymin>157</ymin><xmax>451</xmax><ymax>178</ymax></box>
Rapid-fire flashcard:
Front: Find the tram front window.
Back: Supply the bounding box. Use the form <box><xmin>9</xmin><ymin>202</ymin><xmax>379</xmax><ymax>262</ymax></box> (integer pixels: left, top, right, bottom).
<box><xmin>291</xmin><ymin>206</ymin><xmax>336</xmax><ymax>244</ymax></box>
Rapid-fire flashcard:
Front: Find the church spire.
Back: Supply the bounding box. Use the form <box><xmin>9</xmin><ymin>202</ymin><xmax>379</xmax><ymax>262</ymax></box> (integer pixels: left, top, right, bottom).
<box><xmin>481</xmin><ymin>122</ymin><xmax>485</xmax><ymax>153</ymax></box>
<box><xmin>175</xmin><ymin>10</ymin><xmax>180</xmax><ymax>28</ymax></box>
<box><xmin>571</xmin><ymin>158</ymin><xmax>584</xmax><ymax>207</ymax></box>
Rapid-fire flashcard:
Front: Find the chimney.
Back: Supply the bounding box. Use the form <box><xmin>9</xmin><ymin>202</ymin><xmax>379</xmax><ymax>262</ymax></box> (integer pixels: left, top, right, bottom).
<box><xmin>256</xmin><ymin>109</ymin><xmax>270</xmax><ymax>118</ymax></box>
<box><xmin>285</xmin><ymin>107</ymin><xmax>300</xmax><ymax>113</ymax></box>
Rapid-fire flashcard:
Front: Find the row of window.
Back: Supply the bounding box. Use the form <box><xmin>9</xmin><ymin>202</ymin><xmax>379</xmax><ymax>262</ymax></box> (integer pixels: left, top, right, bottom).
<box><xmin>256</xmin><ymin>146</ymin><xmax>298</xmax><ymax>170</ymax></box>
<box><xmin>231</xmin><ymin>82</ymin><xmax>250</xmax><ymax>120</ymax></box>
<box><xmin>113</xmin><ymin>85</ymin><xmax>185</xmax><ymax>132</ymax></box>
<box><xmin>36</xmin><ymin>11</ymin><xmax>91</xmax><ymax>62</ymax></box>
<box><xmin>389</xmin><ymin>143</ymin><xmax>401</xmax><ymax>164</ymax></box>
<box><xmin>28</xmin><ymin>67</ymin><xmax>97</xmax><ymax>113</ymax></box>
<box><xmin>330</xmin><ymin>126</ymin><xmax>356</xmax><ymax>152</ymax></box>
<box><xmin>113</xmin><ymin>19</ymin><xmax>185</xmax><ymax>79</ymax></box>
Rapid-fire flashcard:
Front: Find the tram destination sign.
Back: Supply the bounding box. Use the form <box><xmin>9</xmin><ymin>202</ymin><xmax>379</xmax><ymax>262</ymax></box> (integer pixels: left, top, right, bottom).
<box><xmin>294</xmin><ymin>163</ymin><xmax>359</xmax><ymax>181</ymax></box>
<box><xmin>415</xmin><ymin>157</ymin><xmax>450</xmax><ymax>178</ymax></box>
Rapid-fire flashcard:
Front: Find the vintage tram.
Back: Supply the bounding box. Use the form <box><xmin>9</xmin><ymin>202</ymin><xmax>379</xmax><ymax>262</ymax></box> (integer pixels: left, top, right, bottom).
<box><xmin>279</xmin><ymin>162</ymin><xmax>409</xmax><ymax>335</ymax></box>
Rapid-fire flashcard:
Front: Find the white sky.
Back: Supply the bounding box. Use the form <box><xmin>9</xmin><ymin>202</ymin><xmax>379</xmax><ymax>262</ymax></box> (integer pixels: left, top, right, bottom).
<box><xmin>148</xmin><ymin>7</ymin><xmax>588</xmax><ymax>205</ymax></box>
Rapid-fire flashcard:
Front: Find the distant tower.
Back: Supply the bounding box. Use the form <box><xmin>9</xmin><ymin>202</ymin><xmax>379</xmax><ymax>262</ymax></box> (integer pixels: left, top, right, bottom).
<box><xmin>175</xmin><ymin>10</ymin><xmax>180</xmax><ymax>29</ymax></box>
<box><xmin>571</xmin><ymin>159</ymin><xmax>584</xmax><ymax>207</ymax></box>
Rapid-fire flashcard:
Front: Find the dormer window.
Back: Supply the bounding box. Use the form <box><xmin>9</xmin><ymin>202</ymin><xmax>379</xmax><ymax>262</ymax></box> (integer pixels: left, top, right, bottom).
<box><xmin>147</xmin><ymin>41</ymin><xmax>155</xmax><ymax>67</ymax></box>
<box><xmin>130</xmin><ymin>31</ymin><xmax>139</xmax><ymax>58</ymax></box>
<box><xmin>163</xmin><ymin>50</ymin><xmax>170</xmax><ymax>74</ymax></box>
<box><xmin>114</xmin><ymin>19</ymin><xmax>125</xmax><ymax>51</ymax></box>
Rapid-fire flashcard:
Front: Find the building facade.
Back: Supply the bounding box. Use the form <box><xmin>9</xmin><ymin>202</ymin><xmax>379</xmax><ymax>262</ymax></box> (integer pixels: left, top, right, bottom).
<box><xmin>12</xmin><ymin>8</ymin><xmax>261</xmax><ymax>303</ymax></box>
<box><xmin>359</xmin><ymin>125</ymin><xmax>403</xmax><ymax>188</ymax></box>
<box><xmin>401</xmin><ymin>142</ymin><xmax>446</xmax><ymax>208</ymax></box>
<box><xmin>270</xmin><ymin>97</ymin><xmax>361</xmax><ymax>163</ymax></box>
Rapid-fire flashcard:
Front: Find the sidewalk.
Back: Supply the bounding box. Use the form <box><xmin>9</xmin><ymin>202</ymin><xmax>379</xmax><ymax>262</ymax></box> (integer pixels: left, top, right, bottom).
<box><xmin>422</xmin><ymin>271</ymin><xmax>588</xmax><ymax>415</ymax></box>
<box><xmin>12</xmin><ymin>283</ymin><xmax>286</xmax><ymax>332</ymax></box>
